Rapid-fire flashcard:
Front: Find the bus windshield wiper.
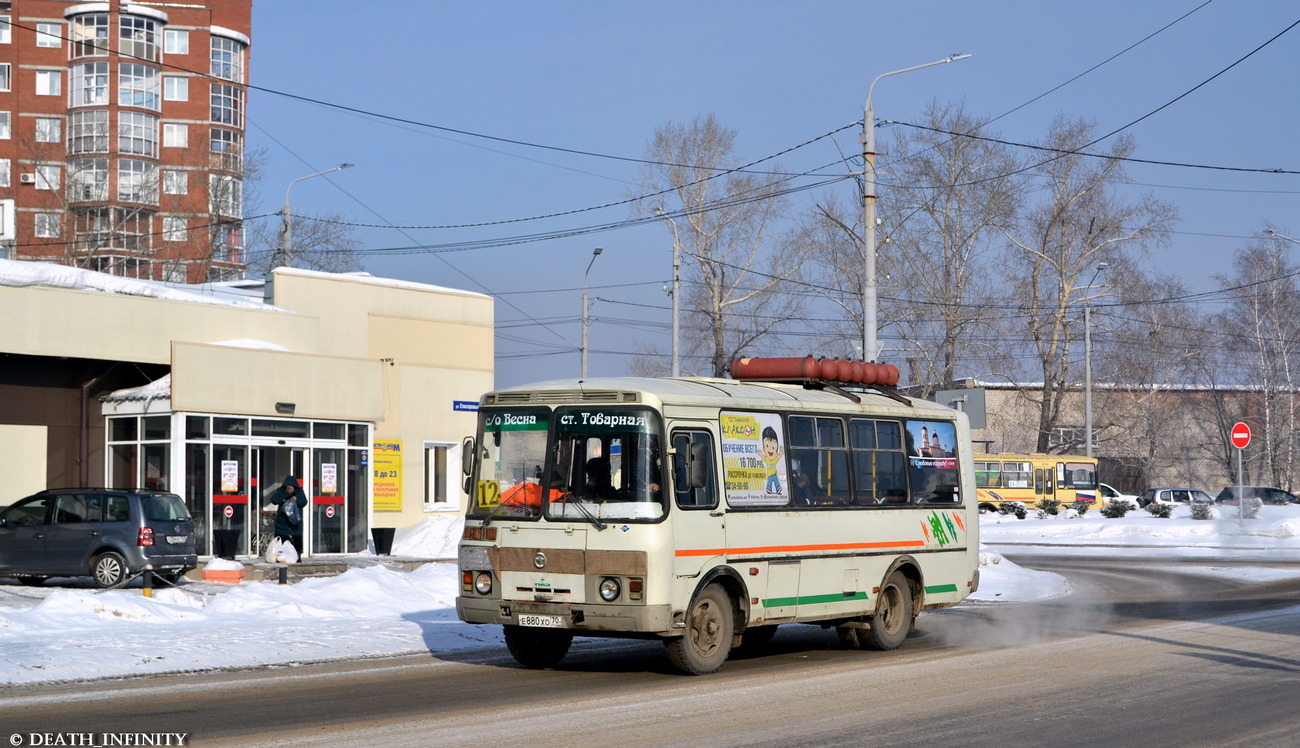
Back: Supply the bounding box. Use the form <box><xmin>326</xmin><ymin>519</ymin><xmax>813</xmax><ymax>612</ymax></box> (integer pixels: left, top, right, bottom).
<box><xmin>554</xmin><ymin>491</ymin><xmax>605</xmax><ymax>531</ymax></box>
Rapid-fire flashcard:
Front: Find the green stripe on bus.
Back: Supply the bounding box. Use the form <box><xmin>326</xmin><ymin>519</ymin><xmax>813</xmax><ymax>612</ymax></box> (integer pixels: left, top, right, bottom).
<box><xmin>924</xmin><ymin>583</ymin><xmax>959</xmax><ymax>594</ymax></box>
<box><xmin>763</xmin><ymin>591</ymin><xmax>869</xmax><ymax>608</ymax></box>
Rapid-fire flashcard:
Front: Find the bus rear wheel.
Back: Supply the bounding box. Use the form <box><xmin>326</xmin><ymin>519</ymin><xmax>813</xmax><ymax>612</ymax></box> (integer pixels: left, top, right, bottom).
<box><xmin>838</xmin><ymin>571</ymin><xmax>913</xmax><ymax>651</ymax></box>
<box><xmin>503</xmin><ymin>625</ymin><xmax>574</xmax><ymax>669</ymax></box>
<box><xmin>665</xmin><ymin>583</ymin><xmax>734</xmax><ymax>675</ymax></box>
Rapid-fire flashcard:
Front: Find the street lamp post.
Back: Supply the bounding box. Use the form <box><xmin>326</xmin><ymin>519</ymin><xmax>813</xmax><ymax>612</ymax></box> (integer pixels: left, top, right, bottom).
<box><xmin>581</xmin><ymin>246</ymin><xmax>604</xmax><ymax>378</ymax></box>
<box><xmin>1084</xmin><ymin>262</ymin><xmax>1109</xmax><ymax>457</ymax></box>
<box><xmin>1268</xmin><ymin>230</ymin><xmax>1300</xmax><ymax>246</ymax></box>
<box><xmin>274</xmin><ymin>163</ymin><xmax>353</xmax><ymax>269</ymax></box>
<box><xmin>655</xmin><ymin>208</ymin><xmax>682</xmax><ymax>377</ymax></box>
<box><xmin>861</xmin><ymin>53</ymin><xmax>970</xmax><ymax>361</ymax></box>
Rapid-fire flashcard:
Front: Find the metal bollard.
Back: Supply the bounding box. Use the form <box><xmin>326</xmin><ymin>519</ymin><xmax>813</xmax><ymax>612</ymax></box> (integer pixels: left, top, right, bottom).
<box><xmin>279</xmin><ymin>564</ymin><xmax>288</xmax><ymax>585</ymax></box>
<box><xmin>143</xmin><ymin>570</ymin><xmax>154</xmax><ymax>598</ymax></box>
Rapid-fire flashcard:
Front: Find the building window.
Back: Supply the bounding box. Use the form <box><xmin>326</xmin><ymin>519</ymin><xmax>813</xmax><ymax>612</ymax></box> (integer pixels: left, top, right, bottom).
<box><xmin>163</xmin><ymin>123</ymin><xmax>187</xmax><ymax>148</ymax></box>
<box><xmin>0</xmin><ymin>112</ymin><xmax>9</xmax><ymax>139</ymax></box>
<box><xmin>424</xmin><ymin>442</ymin><xmax>460</xmax><ymax>511</ymax></box>
<box><xmin>36</xmin><ymin>22</ymin><xmax>62</xmax><ymax>48</ymax></box>
<box><xmin>36</xmin><ymin>118</ymin><xmax>61</xmax><ymax>143</ymax></box>
<box><xmin>71</xmin><ymin>62</ymin><xmax>110</xmax><ymax>107</ymax></box>
<box><xmin>211</xmin><ymin>37</ymin><xmax>245</xmax><ymax>83</ymax></box>
<box><xmin>71</xmin><ymin>14</ymin><xmax>109</xmax><ymax>57</ymax></box>
<box><xmin>163</xmin><ymin>216</ymin><xmax>187</xmax><ymax>242</ymax></box>
<box><xmin>36</xmin><ymin>164</ymin><xmax>61</xmax><ymax>191</ymax></box>
<box><xmin>35</xmin><ymin>213</ymin><xmax>61</xmax><ymax>238</ymax></box>
<box><xmin>164</xmin><ymin>29</ymin><xmax>188</xmax><ymax>55</ymax></box>
<box><xmin>119</xmin><ymin>64</ymin><xmax>160</xmax><ymax>110</ymax></box>
<box><xmin>35</xmin><ymin>70</ymin><xmax>61</xmax><ymax>96</ymax></box>
<box><xmin>69</xmin><ymin>111</ymin><xmax>109</xmax><ymax>154</ymax></box>
<box><xmin>0</xmin><ymin>16</ymin><xmax>9</xmax><ymax>44</ymax></box>
<box><xmin>0</xmin><ymin>64</ymin><xmax>9</xmax><ymax>92</ymax></box>
<box><xmin>120</xmin><ymin>17</ymin><xmax>160</xmax><ymax>63</ymax></box>
<box><xmin>210</xmin><ymin>128</ymin><xmax>243</xmax><ymax>170</ymax></box>
<box><xmin>163</xmin><ymin>75</ymin><xmax>188</xmax><ymax>102</ymax></box>
<box><xmin>69</xmin><ymin>158</ymin><xmax>110</xmax><ymax>201</ymax></box>
<box><xmin>211</xmin><ymin>223</ymin><xmax>243</xmax><ymax>263</ymax></box>
<box><xmin>209</xmin><ymin>175</ymin><xmax>242</xmax><ymax>217</ymax></box>
<box><xmin>210</xmin><ymin>84</ymin><xmax>244</xmax><ymax>127</ymax></box>
<box><xmin>0</xmin><ymin>158</ymin><xmax>9</xmax><ymax>188</ymax></box>
<box><xmin>118</xmin><ymin>112</ymin><xmax>159</xmax><ymax>157</ymax></box>
<box><xmin>117</xmin><ymin>159</ymin><xmax>157</xmax><ymax>203</ymax></box>
<box><xmin>162</xmin><ymin>169</ymin><xmax>187</xmax><ymax>195</ymax></box>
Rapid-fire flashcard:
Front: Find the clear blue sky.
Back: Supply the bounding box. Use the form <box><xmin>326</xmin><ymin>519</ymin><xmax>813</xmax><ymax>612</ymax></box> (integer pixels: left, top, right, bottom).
<box><xmin>247</xmin><ymin>1</ymin><xmax>1300</xmax><ymax>389</ymax></box>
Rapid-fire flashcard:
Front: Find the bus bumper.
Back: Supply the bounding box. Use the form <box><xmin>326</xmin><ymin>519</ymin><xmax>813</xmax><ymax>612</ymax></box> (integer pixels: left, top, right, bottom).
<box><xmin>457</xmin><ymin>596</ymin><xmax>675</xmax><ymax>635</ymax></box>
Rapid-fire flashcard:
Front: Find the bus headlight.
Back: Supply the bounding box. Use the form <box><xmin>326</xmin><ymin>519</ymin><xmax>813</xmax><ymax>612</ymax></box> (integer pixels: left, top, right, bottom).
<box><xmin>474</xmin><ymin>572</ymin><xmax>493</xmax><ymax>595</ymax></box>
<box><xmin>598</xmin><ymin>577</ymin><xmax>621</xmax><ymax>602</ymax></box>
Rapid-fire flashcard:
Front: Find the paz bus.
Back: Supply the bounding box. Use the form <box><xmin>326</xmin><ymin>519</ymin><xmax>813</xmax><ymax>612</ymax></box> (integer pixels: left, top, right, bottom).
<box><xmin>455</xmin><ymin>356</ymin><xmax>980</xmax><ymax>675</ymax></box>
<box><xmin>972</xmin><ymin>452</ymin><xmax>1099</xmax><ymax>513</ymax></box>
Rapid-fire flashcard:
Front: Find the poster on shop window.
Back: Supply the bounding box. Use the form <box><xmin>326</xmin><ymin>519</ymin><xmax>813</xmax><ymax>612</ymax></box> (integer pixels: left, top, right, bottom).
<box><xmin>720</xmin><ymin>411</ymin><xmax>788</xmax><ymax>506</ymax></box>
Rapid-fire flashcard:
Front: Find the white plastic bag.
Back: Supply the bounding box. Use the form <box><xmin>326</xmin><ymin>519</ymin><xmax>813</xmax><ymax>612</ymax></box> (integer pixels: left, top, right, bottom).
<box><xmin>265</xmin><ymin>537</ymin><xmax>283</xmax><ymax>564</ymax></box>
<box><xmin>279</xmin><ymin>542</ymin><xmax>299</xmax><ymax>564</ymax></box>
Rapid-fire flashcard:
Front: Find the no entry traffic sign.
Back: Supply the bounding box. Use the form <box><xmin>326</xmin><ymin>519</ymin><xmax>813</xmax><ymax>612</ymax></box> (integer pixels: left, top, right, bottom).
<box><xmin>1231</xmin><ymin>421</ymin><xmax>1252</xmax><ymax>449</ymax></box>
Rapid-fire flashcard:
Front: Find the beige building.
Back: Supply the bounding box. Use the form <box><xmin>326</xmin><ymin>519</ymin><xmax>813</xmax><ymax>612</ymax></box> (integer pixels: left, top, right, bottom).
<box><xmin>0</xmin><ymin>260</ymin><xmax>492</xmax><ymax>557</ymax></box>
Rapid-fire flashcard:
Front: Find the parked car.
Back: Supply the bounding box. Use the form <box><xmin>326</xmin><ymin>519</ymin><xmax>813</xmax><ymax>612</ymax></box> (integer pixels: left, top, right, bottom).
<box><xmin>1136</xmin><ymin>487</ymin><xmax>1214</xmax><ymax>508</ymax></box>
<box><xmin>1097</xmin><ymin>482</ymin><xmax>1139</xmax><ymax>507</ymax></box>
<box><xmin>1214</xmin><ymin>486</ymin><xmax>1300</xmax><ymax>506</ymax></box>
<box><xmin>0</xmin><ymin>489</ymin><xmax>197</xmax><ymax>588</ymax></box>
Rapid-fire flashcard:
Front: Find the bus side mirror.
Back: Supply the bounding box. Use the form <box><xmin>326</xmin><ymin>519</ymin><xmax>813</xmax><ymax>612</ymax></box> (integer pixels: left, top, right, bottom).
<box><xmin>688</xmin><ymin>440</ymin><xmax>709</xmax><ymax>489</ymax></box>
<box><xmin>461</xmin><ymin>437</ymin><xmax>475</xmax><ymax>476</ymax></box>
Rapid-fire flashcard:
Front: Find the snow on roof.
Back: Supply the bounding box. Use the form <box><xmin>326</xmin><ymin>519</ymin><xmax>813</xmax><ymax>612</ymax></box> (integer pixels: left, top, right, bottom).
<box><xmin>0</xmin><ymin>258</ymin><xmax>275</xmax><ymax>309</ymax></box>
<box><xmin>273</xmin><ymin>266</ymin><xmax>490</xmax><ymax>299</ymax></box>
<box><xmin>101</xmin><ymin>373</ymin><xmax>171</xmax><ymax>402</ymax></box>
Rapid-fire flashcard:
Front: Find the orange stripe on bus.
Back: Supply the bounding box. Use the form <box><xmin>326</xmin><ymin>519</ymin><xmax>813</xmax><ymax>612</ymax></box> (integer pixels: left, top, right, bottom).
<box><xmin>675</xmin><ymin>540</ymin><xmax>925</xmax><ymax>557</ymax></box>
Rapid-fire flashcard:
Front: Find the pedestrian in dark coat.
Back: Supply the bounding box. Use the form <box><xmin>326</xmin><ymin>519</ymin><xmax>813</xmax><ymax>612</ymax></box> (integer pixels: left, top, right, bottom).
<box><xmin>270</xmin><ymin>475</ymin><xmax>308</xmax><ymax>558</ymax></box>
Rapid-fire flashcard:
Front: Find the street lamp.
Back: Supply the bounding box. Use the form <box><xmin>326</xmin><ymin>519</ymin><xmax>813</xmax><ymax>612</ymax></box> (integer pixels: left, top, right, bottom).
<box><xmin>581</xmin><ymin>246</ymin><xmax>604</xmax><ymax>378</ymax></box>
<box><xmin>274</xmin><ymin>163</ymin><xmax>353</xmax><ymax>269</ymax></box>
<box><xmin>654</xmin><ymin>207</ymin><xmax>682</xmax><ymax>377</ymax></box>
<box><xmin>1268</xmin><ymin>230</ymin><xmax>1300</xmax><ymax>246</ymax></box>
<box><xmin>861</xmin><ymin>53</ymin><xmax>971</xmax><ymax>361</ymax></box>
<box><xmin>1084</xmin><ymin>262</ymin><xmax>1109</xmax><ymax>457</ymax></box>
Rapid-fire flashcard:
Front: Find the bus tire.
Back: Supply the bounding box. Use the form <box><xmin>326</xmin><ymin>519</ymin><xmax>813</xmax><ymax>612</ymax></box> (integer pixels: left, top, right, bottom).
<box><xmin>665</xmin><ymin>584</ymin><xmax>734</xmax><ymax>675</ymax></box>
<box><xmin>863</xmin><ymin>570</ymin><xmax>913</xmax><ymax>650</ymax></box>
<box><xmin>503</xmin><ymin>625</ymin><xmax>573</xmax><ymax>669</ymax></box>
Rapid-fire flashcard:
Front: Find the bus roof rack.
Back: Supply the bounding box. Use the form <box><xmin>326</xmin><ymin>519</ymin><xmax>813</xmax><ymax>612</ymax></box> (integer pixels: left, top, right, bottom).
<box><xmin>728</xmin><ymin>356</ymin><xmax>911</xmax><ymax>405</ymax></box>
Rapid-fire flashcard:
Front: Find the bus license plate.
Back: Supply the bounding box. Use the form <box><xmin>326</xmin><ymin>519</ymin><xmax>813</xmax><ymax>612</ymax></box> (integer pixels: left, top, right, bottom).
<box><xmin>519</xmin><ymin>614</ymin><xmax>564</xmax><ymax>628</ymax></box>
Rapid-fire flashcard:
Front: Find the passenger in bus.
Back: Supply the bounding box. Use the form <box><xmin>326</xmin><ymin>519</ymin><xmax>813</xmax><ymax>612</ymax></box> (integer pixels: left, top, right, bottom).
<box><xmin>583</xmin><ymin>458</ymin><xmax>623</xmax><ymax>502</ymax></box>
<box><xmin>883</xmin><ymin>488</ymin><xmax>909</xmax><ymax>504</ymax></box>
<box><xmin>791</xmin><ymin>468</ymin><xmax>816</xmax><ymax>505</ymax></box>
<box><xmin>501</xmin><ymin>471</ymin><xmax>566</xmax><ymax>508</ymax></box>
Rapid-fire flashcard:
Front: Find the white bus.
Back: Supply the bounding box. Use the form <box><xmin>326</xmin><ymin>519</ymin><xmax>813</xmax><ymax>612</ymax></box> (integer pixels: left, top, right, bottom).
<box><xmin>456</xmin><ymin>358</ymin><xmax>980</xmax><ymax>674</ymax></box>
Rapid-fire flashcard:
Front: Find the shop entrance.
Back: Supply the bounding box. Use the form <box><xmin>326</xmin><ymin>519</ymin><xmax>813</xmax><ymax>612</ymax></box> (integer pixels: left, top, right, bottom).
<box><xmin>254</xmin><ymin>446</ymin><xmax>306</xmax><ymax>558</ymax></box>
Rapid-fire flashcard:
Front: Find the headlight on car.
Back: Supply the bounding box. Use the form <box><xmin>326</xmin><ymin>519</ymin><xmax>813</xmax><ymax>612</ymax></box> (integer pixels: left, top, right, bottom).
<box><xmin>474</xmin><ymin>572</ymin><xmax>493</xmax><ymax>595</ymax></box>
<box><xmin>598</xmin><ymin>577</ymin><xmax>621</xmax><ymax>602</ymax></box>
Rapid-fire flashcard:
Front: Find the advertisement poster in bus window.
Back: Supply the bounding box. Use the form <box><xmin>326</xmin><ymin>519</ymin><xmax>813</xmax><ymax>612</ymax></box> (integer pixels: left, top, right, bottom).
<box><xmin>906</xmin><ymin>420</ymin><xmax>960</xmax><ymax>501</ymax></box>
<box><xmin>720</xmin><ymin>411</ymin><xmax>788</xmax><ymax>506</ymax></box>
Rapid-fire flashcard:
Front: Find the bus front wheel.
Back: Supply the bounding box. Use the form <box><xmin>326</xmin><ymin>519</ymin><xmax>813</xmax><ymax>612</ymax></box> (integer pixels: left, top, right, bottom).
<box><xmin>503</xmin><ymin>624</ymin><xmax>574</xmax><ymax>669</ymax></box>
<box><xmin>665</xmin><ymin>583</ymin><xmax>734</xmax><ymax>675</ymax></box>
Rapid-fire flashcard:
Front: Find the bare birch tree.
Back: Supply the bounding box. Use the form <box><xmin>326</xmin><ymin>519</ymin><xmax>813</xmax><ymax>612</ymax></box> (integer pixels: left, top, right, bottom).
<box><xmin>635</xmin><ymin>114</ymin><xmax>802</xmax><ymax>377</ymax></box>
<box><xmin>1003</xmin><ymin>115</ymin><xmax>1176</xmax><ymax>452</ymax></box>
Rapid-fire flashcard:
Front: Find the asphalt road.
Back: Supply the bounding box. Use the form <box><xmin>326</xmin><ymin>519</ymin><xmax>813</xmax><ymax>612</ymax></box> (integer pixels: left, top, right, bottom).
<box><xmin>3</xmin><ymin>555</ymin><xmax>1299</xmax><ymax>748</ymax></box>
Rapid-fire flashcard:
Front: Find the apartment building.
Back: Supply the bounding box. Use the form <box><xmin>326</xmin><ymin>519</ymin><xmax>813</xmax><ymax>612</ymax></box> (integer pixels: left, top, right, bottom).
<box><xmin>0</xmin><ymin>0</ymin><xmax>252</xmax><ymax>283</ymax></box>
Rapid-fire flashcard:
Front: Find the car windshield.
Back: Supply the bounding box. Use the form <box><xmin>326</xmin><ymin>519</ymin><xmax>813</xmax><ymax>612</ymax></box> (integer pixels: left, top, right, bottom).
<box><xmin>140</xmin><ymin>493</ymin><xmax>190</xmax><ymax>522</ymax></box>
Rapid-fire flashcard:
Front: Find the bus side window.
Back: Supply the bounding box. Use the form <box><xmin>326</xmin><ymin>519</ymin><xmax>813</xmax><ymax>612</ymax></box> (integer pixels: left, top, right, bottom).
<box><xmin>672</xmin><ymin>430</ymin><xmax>716</xmax><ymax>509</ymax></box>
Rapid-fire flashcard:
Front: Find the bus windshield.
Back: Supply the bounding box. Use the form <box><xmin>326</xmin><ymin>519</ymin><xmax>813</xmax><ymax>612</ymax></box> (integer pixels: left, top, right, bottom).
<box><xmin>547</xmin><ymin>407</ymin><xmax>666</xmax><ymax>521</ymax></box>
<box><xmin>469</xmin><ymin>408</ymin><xmax>551</xmax><ymax>519</ymax></box>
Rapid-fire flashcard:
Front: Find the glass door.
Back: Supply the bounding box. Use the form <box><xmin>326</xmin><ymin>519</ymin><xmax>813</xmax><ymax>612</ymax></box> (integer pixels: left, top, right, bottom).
<box><xmin>254</xmin><ymin>446</ymin><xmax>307</xmax><ymax>558</ymax></box>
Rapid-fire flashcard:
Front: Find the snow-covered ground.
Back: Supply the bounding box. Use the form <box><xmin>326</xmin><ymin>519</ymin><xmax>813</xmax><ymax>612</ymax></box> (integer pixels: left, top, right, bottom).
<box><xmin>3</xmin><ymin>506</ymin><xmax>1300</xmax><ymax>685</ymax></box>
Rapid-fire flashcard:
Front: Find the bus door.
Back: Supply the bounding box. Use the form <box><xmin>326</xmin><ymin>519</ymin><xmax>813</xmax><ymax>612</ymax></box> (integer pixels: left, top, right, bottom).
<box><xmin>1035</xmin><ymin>466</ymin><xmax>1053</xmax><ymax>503</ymax></box>
<box><xmin>668</xmin><ymin>426</ymin><xmax>723</xmax><ymax>580</ymax></box>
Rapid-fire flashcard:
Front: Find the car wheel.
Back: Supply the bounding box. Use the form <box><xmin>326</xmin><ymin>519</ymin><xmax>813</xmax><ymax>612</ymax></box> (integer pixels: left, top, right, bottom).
<box><xmin>92</xmin><ymin>551</ymin><xmax>130</xmax><ymax>589</ymax></box>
